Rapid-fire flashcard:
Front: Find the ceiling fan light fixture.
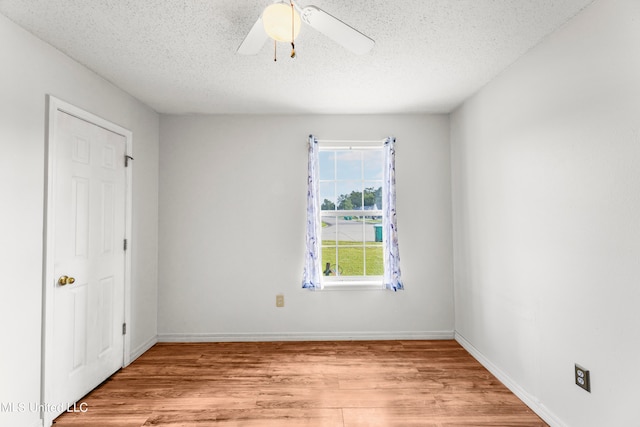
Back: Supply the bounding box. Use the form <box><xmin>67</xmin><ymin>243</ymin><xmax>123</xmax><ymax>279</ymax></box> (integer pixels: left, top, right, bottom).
<box><xmin>262</xmin><ymin>2</ymin><xmax>301</xmax><ymax>42</ymax></box>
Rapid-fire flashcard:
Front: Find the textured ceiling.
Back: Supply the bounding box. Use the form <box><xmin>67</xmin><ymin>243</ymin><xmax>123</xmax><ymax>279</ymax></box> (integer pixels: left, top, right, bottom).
<box><xmin>0</xmin><ymin>0</ymin><xmax>595</xmax><ymax>114</ymax></box>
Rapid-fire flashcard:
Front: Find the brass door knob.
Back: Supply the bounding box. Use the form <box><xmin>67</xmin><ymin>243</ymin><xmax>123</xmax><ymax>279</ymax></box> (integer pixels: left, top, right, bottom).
<box><xmin>58</xmin><ymin>275</ymin><xmax>76</xmax><ymax>286</ymax></box>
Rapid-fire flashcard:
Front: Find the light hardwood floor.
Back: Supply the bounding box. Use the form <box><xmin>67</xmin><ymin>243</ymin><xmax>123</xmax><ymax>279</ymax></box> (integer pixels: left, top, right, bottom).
<box><xmin>54</xmin><ymin>340</ymin><xmax>547</xmax><ymax>426</ymax></box>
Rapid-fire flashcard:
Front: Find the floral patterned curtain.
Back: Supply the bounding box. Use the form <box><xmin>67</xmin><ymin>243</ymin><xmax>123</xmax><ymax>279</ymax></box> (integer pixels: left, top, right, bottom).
<box><xmin>302</xmin><ymin>135</ymin><xmax>322</xmax><ymax>289</ymax></box>
<box><xmin>383</xmin><ymin>137</ymin><xmax>404</xmax><ymax>291</ymax></box>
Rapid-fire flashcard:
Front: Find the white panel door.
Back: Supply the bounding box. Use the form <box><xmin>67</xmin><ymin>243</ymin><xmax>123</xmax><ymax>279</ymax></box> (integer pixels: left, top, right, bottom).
<box><xmin>50</xmin><ymin>110</ymin><xmax>126</xmax><ymax>418</ymax></box>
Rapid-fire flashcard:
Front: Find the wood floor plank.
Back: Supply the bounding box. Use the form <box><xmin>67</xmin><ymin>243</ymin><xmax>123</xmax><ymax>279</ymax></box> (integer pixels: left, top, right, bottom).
<box><xmin>142</xmin><ymin>409</ymin><xmax>344</xmax><ymax>426</ymax></box>
<box><xmin>53</xmin><ymin>340</ymin><xmax>548</xmax><ymax>426</ymax></box>
<box><xmin>256</xmin><ymin>387</ymin><xmax>438</xmax><ymax>409</ymax></box>
<box><xmin>343</xmin><ymin>407</ymin><xmax>546</xmax><ymax>427</ymax></box>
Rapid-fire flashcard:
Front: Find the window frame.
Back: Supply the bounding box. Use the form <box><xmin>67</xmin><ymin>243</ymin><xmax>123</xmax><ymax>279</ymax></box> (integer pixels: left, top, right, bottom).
<box><xmin>317</xmin><ymin>141</ymin><xmax>385</xmax><ymax>289</ymax></box>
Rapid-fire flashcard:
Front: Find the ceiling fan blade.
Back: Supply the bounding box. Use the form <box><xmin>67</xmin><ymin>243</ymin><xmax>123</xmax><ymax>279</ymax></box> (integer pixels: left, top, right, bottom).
<box><xmin>237</xmin><ymin>16</ymin><xmax>268</xmax><ymax>55</ymax></box>
<box><xmin>301</xmin><ymin>6</ymin><xmax>374</xmax><ymax>55</ymax></box>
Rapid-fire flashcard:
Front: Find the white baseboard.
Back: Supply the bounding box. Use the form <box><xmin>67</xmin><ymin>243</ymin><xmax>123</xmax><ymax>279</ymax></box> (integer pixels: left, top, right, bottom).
<box><xmin>158</xmin><ymin>330</ymin><xmax>454</xmax><ymax>342</ymax></box>
<box><xmin>454</xmin><ymin>332</ymin><xmax>567</xmax><ymax>427</ymax></box>
<box><xmin>128</xmin><ymin>335</ymin><xmax>158</xmax><ymax>364</ymax></box>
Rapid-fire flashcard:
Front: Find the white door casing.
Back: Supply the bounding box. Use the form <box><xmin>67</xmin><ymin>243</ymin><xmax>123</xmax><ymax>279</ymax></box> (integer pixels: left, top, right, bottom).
<box><xmin>42</xmin><ymin>97</ymin><xmax>132</xmax><ymax>426</ymax></box>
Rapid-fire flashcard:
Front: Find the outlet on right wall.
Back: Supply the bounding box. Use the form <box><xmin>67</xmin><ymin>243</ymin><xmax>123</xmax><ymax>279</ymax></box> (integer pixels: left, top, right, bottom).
<box><xmin>450</xmin><ymin>0</ymin><xmax>640</xmax><ymax>426</ymax></box>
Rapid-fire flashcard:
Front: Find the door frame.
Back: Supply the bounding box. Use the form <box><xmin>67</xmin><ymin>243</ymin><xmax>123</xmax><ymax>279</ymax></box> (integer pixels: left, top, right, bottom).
<box><xmin>41</xmin><ymin>96</ymin><xmax>133</xmax><ymax>427</ymax></box>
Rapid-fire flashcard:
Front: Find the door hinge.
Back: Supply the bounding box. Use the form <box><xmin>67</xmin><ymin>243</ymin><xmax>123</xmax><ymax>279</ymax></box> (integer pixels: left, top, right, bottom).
<box><xmin>124</xmin><ymin>239</ymin><xmax>128</xmax><ymax>251</ymax></box>
<box><xmin>125</xmin><ymin>155</ymin><xmax>134</xmax><ymax>167</ymax></box>
<box><xmin>122</xmin><ymin>323</ymin><xmax>127</xmax><ymax>335</ymax></box>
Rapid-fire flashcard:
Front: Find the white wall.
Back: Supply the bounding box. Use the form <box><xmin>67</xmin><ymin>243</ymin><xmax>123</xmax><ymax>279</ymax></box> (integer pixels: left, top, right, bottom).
<box><xmin>158</xmin><ymin>114</ymin><xmax>453</xmax><ymax>340</ymax></box>
<box><xmin>450</xmin><ymin>0</ymin><xmax>640</xmax><ymax>426</ymax></box>
<box><xmin>0</xmin><ymin>14</ymin><xmax>159</xmax><ymax>427</ymax></box>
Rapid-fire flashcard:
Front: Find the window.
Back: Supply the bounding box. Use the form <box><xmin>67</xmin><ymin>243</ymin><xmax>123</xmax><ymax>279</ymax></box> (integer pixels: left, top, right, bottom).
<box><xmin>302</xmin><ymin>136</ymin><xmax>403</xmax><ymax>291</ymax></box>
<box><xmin>319</xmin><ymin>147</ymin><xmax>384</xmax><ymax>285</ymax></box>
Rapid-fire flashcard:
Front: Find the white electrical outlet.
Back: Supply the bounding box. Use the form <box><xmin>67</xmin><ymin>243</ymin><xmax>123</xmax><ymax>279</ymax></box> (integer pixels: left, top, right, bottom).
<box><xmin>276</xmin><ymin>294</ymin><xmax>284</xmax><ymax>307</ymax></box>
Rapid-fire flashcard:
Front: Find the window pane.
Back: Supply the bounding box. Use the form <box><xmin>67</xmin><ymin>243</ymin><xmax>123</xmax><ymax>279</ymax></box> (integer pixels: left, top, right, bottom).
<box><xmin>321</xmin><ymin>215</ymin><xmax>337</xmax><ymax>241</ymax></box>
<box><xmin>336</xmin><ymin>181</ymin><xmax>363</xmax><ymax>210</ymax></box>
<box><xmin>336</xmin><ymin>216</ymin><xmax>365</xmax><ymax>246</ymax></box>
<box><xmin>319</xmin><ymin>182</ymin><xmax>336</xmax><ymax>211</ymax></box>
<box><xmin>363</xmin><ymin>150</ymin><xmax>383</xmax><ymax>180</ymax></box>
<box><xmin>319</xmin><ymin>151</ymin><xmax>335</xmax><ymax>180</ymax></box>
<box><xmin>365</xmin><ymin>219</ymin><xmax>382</xmax><ymax>243</ymax></box>
<box><xmin>337</xmin><ymin>247</ymin><xmax>364</xmax><ymax>276</ymax></box>
<box><xmin>336</xmin><ymin>150</ymin><xmax>362</xmax><ymax>180</ymax></box>
<box><xmin>365</xmin><ymin>245</ymin><xmax>383</xmax><ymax>275</ymax></box>
<box><xmin>363</xmin><ymin>183</ymin><xmax>382</xmax><ymax>210</ymax></box>
<box><xmin>321</xmin><ymin>245</ymin><xmax>338</xmax><ymax>276</ymax></box>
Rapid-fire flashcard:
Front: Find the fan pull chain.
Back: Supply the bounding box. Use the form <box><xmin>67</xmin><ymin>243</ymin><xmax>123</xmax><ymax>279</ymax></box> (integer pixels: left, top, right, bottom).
<box><xmin>274</xmin><ymin>39</ymin><xmax>277</xmax><ymax>62</ymax></box>
<box><xmin>290</xmin><ymin>1</ymin><xmax>296</xmax><ymax>58</ymax></box>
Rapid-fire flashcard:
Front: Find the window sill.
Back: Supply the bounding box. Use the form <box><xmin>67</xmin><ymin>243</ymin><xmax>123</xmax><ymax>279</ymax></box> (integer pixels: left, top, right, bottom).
<box><xmin>320</xmin><ymin>281</ymin><xmax>385</xmax><ymax>291</ymax></box>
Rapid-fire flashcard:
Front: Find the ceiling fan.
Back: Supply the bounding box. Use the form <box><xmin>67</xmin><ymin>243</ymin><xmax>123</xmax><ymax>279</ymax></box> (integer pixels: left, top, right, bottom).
<box><xmin>237</xmin><ymin>1</ymin><xmax>375</xmax><ymax>57</ymax></box>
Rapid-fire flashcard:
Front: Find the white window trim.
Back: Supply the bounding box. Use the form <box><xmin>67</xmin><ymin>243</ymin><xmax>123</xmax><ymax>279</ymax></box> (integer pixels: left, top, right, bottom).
<box><xmin>318</xmin><ymin>142</ymin><xmax>385</xmax><ymax>289</ymax></box>
<box><xmin>316</xmin><ymin>139</ymin><xmax>386</xmax><ymax>148</ymax></box>
<box><xmin>321</xmin><ymin>281</ymin><xmax>386</xmax><ymax>291</ymax></box>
